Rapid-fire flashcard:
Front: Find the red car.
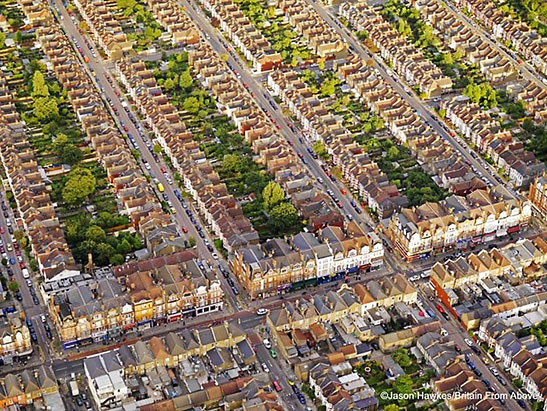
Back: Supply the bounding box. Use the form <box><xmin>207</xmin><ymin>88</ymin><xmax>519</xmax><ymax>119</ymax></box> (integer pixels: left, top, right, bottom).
<box><xmin>114</xmin><ymin>90</ymin><xmax>120</xmax><ymax>97</ymax></box>
<box><xmin>182</xmin><ymin>227</ymin><xmax>188</xmax><ymax>233</ymax></box>
<box><xmin>19</xmin><ymin>262</ymin><xmax>25</xmax><ymax>269</ymax></box>
<box><xmin>123</xmin><ymin>125</ymin><xmax>129</xmax><ymax>132</ymax></box>
<box><xmin>0</xmin><ymin>227</ymin><xmax>4</xmax><ymax>234</ymax></box>
<box><xmin>161</xmin><ymin>167</ymin><xmax>167</xmax><ymax>174</ymax></box>
<box><xmin>340</xmin><ymin>189</ymin><xmax>347</xmax><ymax>195</ymax></box>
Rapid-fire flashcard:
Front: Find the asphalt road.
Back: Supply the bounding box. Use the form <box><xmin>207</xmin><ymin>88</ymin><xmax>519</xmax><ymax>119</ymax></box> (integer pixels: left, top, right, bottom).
<box><xmin>0</xmin><ymin>195</ymin><xmax>52</xmax><ymax>362</ymax></box>
<box><xmin>50</xmin><ymin>0</ymin><xmax>241</xmax><ymax>312</ymax></box>
<box><xmin>419</xmin><ymin>289</ymin><xmax>521</xmax><ymax>410</ymax></box>
<box><xmin>443</xmin><ymin>0</ymin><xmax>547</xmax><ymax>90</ymax></box>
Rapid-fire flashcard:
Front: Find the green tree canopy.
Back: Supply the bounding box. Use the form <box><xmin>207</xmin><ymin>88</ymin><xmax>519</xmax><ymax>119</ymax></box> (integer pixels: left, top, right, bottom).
<box><xmin>33</xmin><ymin>97</ymin><xmax>58</xmax><ymax>121</ymax></box>
<box><xmin>392</xmin><ymin>348</ymin><xmax>413</xmax><ymax>368</ymax></box>
<box><xmin>32</xmin><ymin>70</ymin><xmax>49</xmax><ymax>98</ymax></box>
<box><xmin>62</xmin><ymin>167</ymin><xmax>96</xmax><ymax>206</ymax></box>
<box><xmin>269</xmin><ymin>202</ymin><xmax>299</xmax><ymax>233</ymax></box>
<box><xmin>86</xmin><ymin>225</ymin><xmax>106</xmax><ymax>243</ymax></box>
<box><xmin>183</xmin><ymin>96</ymin><xmax>200</xmax><ymax>114</ymax></box>
<box><xmin>263</xmin><ymin>181</ymin><xmax>285</xmax><ymax>211</ymax></box>
<box><xmin>179</xmin><ymin>70</ymin><xmax>193</xmax><ymax>89</ymax></box>
<box><xmin>8</xmin><ymin>281</ymin><xmax>19</xmax><ymax>294</ymax></box>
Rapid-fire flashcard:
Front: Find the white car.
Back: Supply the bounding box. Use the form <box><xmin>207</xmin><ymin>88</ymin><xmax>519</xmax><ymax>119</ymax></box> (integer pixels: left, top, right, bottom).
<box><xmin>409</xmin><ymin>275</ymin><xmax>420</xmax><ymax>282</ymax></box>
<box><xmin>440</xmin><ymin>328</ymin><xmax>448</xmax><ymax>336</ymax></box>
<box><xmin>26</xmin><ymin>279</ymin><xmax>32</xmax><ymax>287</ymax></box>
<box><xmin>40</xmin><ymin>314</ymin><xmax>46</xmax><ymax>323</ymax></box>
<box><xmin>261</xmin><ymin>363</ymin><xmax>270</xmax><ymax>373</ymax></box>
<box><xmin>465</xmin><ymin>338</ymin><xmax>474</xmax><ymax>346</ymax></box>
<box><xmin>263</xmin><ymin>339</ymin><xmax>272</xmax><ymax>349</ymax></box>
<box><xmin>256</xmin><ymin>308</ymin><xmax>269</xmax><ymax>316</ymax></box>
<box><xmin>212</xmin><ymin>253</ymin><xmax>219</xmax><ymax>260</ymax></box>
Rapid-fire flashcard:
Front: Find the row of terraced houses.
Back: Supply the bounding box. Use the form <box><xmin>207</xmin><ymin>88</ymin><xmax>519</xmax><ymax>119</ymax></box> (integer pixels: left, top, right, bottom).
<box><xmin>455</xmin><ymin>0</ymin><xmax>547</xmax><ymax>76</ymax></box>
<box><xmin>339</xmin><ymin>2</ymin><xmax>453</xmax><ymax>98</ymax></box>
<box><xmin>442</xmin><ymin>96</ymin><xmax>545</xmax><ymax>188</ymax></box>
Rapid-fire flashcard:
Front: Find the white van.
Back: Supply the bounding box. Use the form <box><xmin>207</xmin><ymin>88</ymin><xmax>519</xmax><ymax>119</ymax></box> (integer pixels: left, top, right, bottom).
<box><xmin>22</xmin><ymin>269</ymin><xmax>30</xmax><ymax>279</ymax></box>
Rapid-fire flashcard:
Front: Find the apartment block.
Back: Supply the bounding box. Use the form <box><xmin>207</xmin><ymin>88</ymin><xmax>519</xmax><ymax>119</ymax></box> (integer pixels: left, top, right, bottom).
<box><xmin>339</xmin><ymin>2</ymin><xmax>452</xmax><ymax>97</ymax></box>
<box><xmin>529</xmin><ymin>173</ymin><xmax>547</xmax><ymax>217</ymax></box>
<box><xmin>231</xmin><ymin>223</ymin><xmax>384</xmax><ymax>299</ymax></box>
<box><xmin>388</xmin><ymin>185</ymin><xmax>532</xmax><ymax>261</ymax></box>
<box><xmin>50</xmin><ymin>253</ymin><xmax>224</xmax><ymax>349</ymax></box>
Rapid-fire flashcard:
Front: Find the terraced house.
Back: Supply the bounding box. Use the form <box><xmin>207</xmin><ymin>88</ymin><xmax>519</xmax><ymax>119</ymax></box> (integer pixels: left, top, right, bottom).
<box><xmin>50</xmin><ymin>252</ymin><xmax>223</xmax><ymax>349</ymax></box>
<box><xmin>197</xmin><ymin>0</ymin><xmax>282</xmax><ymax>72</ymax></box>
<box><xmin>442</xmin><ymin>96</ymin><xmax>545</xmax><ymax>188</ymax></box>
<box><xmin>115</xmin><ymin>59</ymin><xmax>260</xmax><ymax>252</ymax></box>
<box><xmin>144</xmin><ymin>0</ymin><xmax>200</xmax><ymax>45</ymax></box>
<box><xmin>409</xmin><ymin>0</ymin><xmax>518</xmax><ymax>84</ymax></box>
<box><xmin>26</xmin><ymin>4</ymin><xmax>185</xmax><ymax>257</ymax></box>
<box><xmin>336</xmin><ymin>56</ymin><xmax>479</xmax><ymax>195</ymax></box>
<box><xmin>276</xmin><ymin>0</ymin><xmax>349</xmax><ymax>58</ymax></box>
<box><xmin>268</xmin><ymin>69</ymin><xmax>407</xmax><ymax>218</ymax></box>
<box><xmin>339</xmin><ymin>2</ymin><xmax>452</xmax><ymax>97</ymax></box>
<box><xmin>71</xmin><ymin>0</ymin><xmax>133</xmax><ymax>60</ymax></box>
<box><xmin>455</xmin><ymin>0</ymin><xmax>547</xmax><ymax>75</ymax></box>
<box><xmin>388</xmin><ymin>185</ymin><xmax>532</xmax><ymax>261</ymax></box>
<box><xmin>231</xmin><ymin>222</ymin><xmax>384</xmax><ymax>299</ymax></box>
<box><xmin>0</xmin><ymin>366</ymin><xmax>58</xmax><ymax>408</ymax></box>
<box><xmin>0</xmin><ymin>76</ymin><xmax>79</xmax><ymax>282</ymax></box>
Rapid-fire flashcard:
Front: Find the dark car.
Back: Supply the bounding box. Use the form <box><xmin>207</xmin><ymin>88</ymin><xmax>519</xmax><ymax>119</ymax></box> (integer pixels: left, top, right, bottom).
<box><xmin>297</xmin><ymin>393</ymin><xmax>306</xmax><ymax>404</ymax></box>
<box><xmin>32</xmin><ymin>296</ymin><xmax>39</xmax><ymax>305</ymax></box>
<box><xmin>46</xmin><ymin>330</ymin><xmax>52</xmax><ymax>339</ymax></box>
<box><xmin>76</xmin><ymin>397</ymin><xmax>83</xmax><ymax>406</ymax></box>
<box><xmin>15</xmin><ymin>292</ymin><xmax>22</xmax><ymax>301</ymax></box>
<box><xmin>471</xmin><ymin>346</ymin><xmax>481</xmax><ymax>355</ymax></box>
<box><xmin>31</xmin><ymin>333</ymin><xmax>37</xmax><ymax>342</ymax></box>
<box><xmin>517</xmin><ymin>399</ymin><xmax>527</xmax><ymax>409</ymax></box>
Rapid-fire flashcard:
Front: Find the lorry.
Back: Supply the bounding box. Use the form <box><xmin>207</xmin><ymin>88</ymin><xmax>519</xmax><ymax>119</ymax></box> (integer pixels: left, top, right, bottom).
<box><xmin>69</xmin><ymin>380</ymin><xmax>79</xmax><ymax>397</ymax></box>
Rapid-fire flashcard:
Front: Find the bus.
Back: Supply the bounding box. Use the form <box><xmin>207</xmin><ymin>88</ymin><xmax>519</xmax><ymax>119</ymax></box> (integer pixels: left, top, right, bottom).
<box><xmin>157</xmin><ymin>182</ymin><xmax>164</xmax><ymax>192</ymax></box>
<box><xmin>69</xmin><ymin>380</ymin><xmax>79</xmax><ymax>397</ymax></box>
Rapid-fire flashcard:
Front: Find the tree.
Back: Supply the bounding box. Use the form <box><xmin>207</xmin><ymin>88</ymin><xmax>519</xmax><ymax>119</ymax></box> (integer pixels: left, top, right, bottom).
<box><xmin>392</xmin><ymin>348</ymin><xmax>413</xmax><ymax>368</ymax></box>
<box><xmin>438</xmin><ymin>108</ymin><xmax>446</xmax><ymax>118</ymax></box>
<box><xmin>222</xmin><ymin>154</ymin><xmax>243</xmax><ymax>173</ymax></box>
<box><xmin>86</xmin><ymin>225</ymin><xmax>106</xmax><ymax>243</ymax></box>
<box><xmin>163</xmin><ymin>78</ymin><xmax>175</xmax><ymax>92</ymax></box>
<box><xmin>188</xmin><ymin>237</ymin><xmax>196</xmax><ymax>247</ymax></box>
<box><xmin>393</xmin><ymin>374</ymin><xmax>413</xmax><ymax>405</ymax></box>
<box><xmin>384</xmin><ymin>405</ymin><xmax>400</xmax><ymax>411</ymax></box>
<box><xmin>117</xmin><ymin>239</ymin><xmax>132</xmax><ymax>255</ymax></box>
<box><xmin>95</xmin><ymin>243</ymin><xmax>116</xmax><ymax>266</ymax></box>
<box><xmin>32</xmin><ymin>71</ymin><xmax>49</xmax><ymax>98</ymax></box>
<box><xmin>153</xmin><ymin>144</ymin><xmax>162</xmax><ymax>154</ymax></box>
<box><xmin>183</xmin><ymin>96</ymin><xmax>200</xmax><ymax>114</ymax></box>
<box><xmin>109</xmin><ymin>254</ymin><xmax>124</xmax><ymax>266</ymax></box>
<box><xmin>0</xmin><ymin>33</ymin><xmax>5</xmax><ymax>49</ymax></box>
<box><xmin>8</xmin><ymin>281</ymin><xmax>19</xmax><ymax>294</ymax></box>
<box><xmin>269</xmin><ymin>202</ymin><xmax>299</xmax><ymax>232</ymax></box>
<box><xmin>62</xmin><ymin>167</ymin><xmax>96</xmax><ymax>206</ymax></box>
<box><xmin>34</xmin><ymin>97</ymin><xmax>58</xmax><ymax>121</ymax></box>
<box><xmin>312</xmin><ymin>140</ymin><xmax>329</xmax><ymax>160</ymax></box>
<box><xmin>320</xmin><ymin>77</ymin><xmax>339</xmax><ymax>97</ymax></box>
<box><xmin>262</xmin><ymin>181</ymin><xmax>285</xmax><ymax>211</ymax></box>
<box><xmin>14</xmin><ymin>31</ymin><xmax>22</xmax><ymax>44</ymax></box>
<box><xmin>179</xmin><ymin>70</ymin><xmax>193</xmax><ymax>89</ymax></box>
<box><xmin>318</xmin><ymin>60</ymin><xmax>325</xmax><ymax>70</ymax></box>
<box><xmin>13</xmin><ymin>230</ymin><xmax>25</xmax><ymax>242</ymax></box>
